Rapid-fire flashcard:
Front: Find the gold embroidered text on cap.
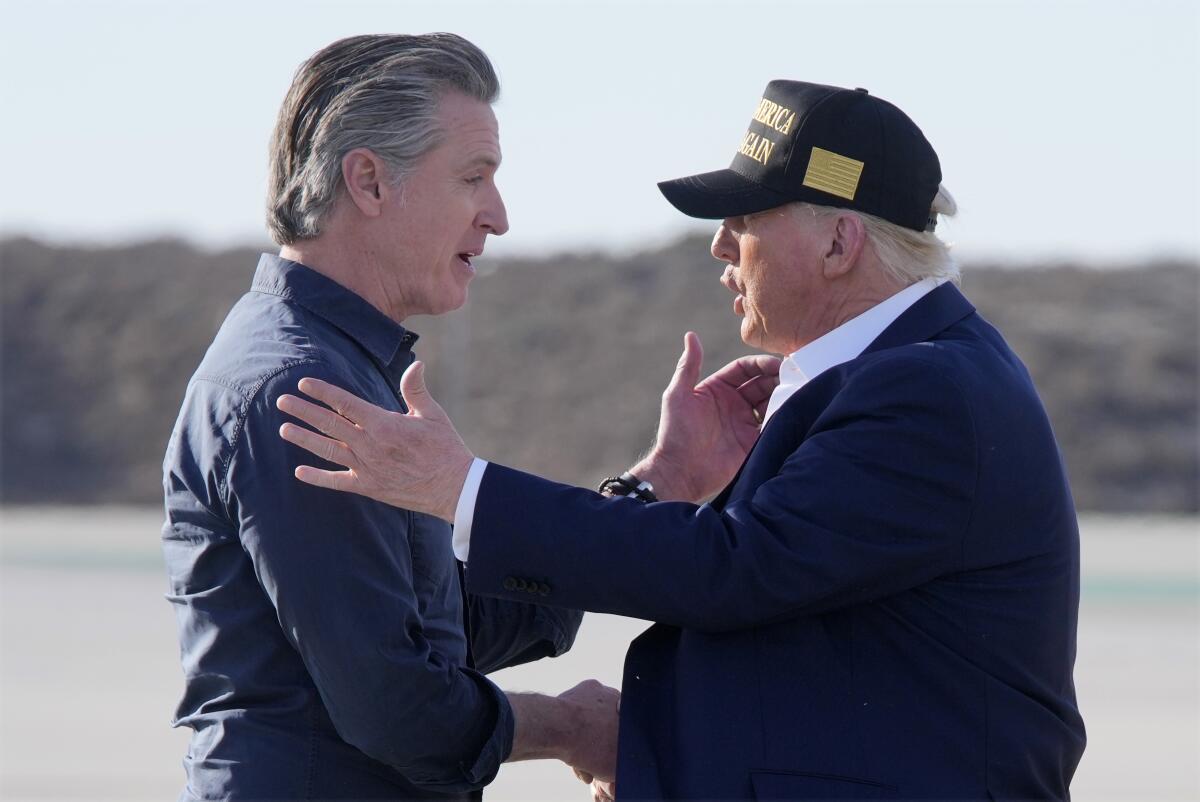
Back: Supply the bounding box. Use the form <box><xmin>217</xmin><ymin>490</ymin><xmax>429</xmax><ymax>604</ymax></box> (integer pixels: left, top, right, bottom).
<box><xmin>738</xmin><ymin>130</ymin><xmax>776</xmax><ymax>165</ymax></box>
<box><xmin>802</xmin><ymin>147</ymin><xmax>865</xmax><ymax>201</ymax></box>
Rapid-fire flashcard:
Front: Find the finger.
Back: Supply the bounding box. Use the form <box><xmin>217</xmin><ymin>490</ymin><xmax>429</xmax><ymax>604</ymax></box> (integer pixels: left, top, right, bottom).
<box><xmin>279</xmin><ymin>421</ymin><xmax>357</xmax><ymax>469</ymax></box>
<box><xmin>735</xmin><ymin>374</ymin><xmax>779</xmax><ymax>410</ymax></box>
<box><xmin>399</xmin><ymin>361</ymin><xmax>448</xmax><ymax>420</ymax></box>
<box><xmin>668</xmin><ymin>331</ymin><xmax>703</xmax><ymax>391</ymax></box>
<box><xmin>277</xmin><ymin>394</ymin><xmax>359</xmax><ymax>442</ymax></box>
<box><xmin>573</xmin><ymin>768</ymin><xmax>594</xmax><ymax>784</ymax></box>
<box><xmin>725</xmin><ymin>353</ymin><xmax>782</xmax><ymax>383</ymax></box>
<box><xmin>711</xmin><ymin>353</ymin><xmax>781</xmax><ymax>389</ymax></box>
<box><xmin>295</xmin><ymin>378</ymin><xmax>379</xmax><ymax>426</ymax></box>
<box><xmin>293</xmin><ymin>464</ymin><xmax>361</xmax><ymax>493</ymax></box>
<box><xmin>753</xmin><ymin>393</ymin><xmax>771</xmax><ymax>419</ymax></box>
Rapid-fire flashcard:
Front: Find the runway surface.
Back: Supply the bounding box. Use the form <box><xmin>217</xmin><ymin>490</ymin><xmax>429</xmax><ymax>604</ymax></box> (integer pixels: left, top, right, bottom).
<box><xmin>1</xmin><ymin>508</ymin><xmax>1195</xmax><ymax>800</ymax></box>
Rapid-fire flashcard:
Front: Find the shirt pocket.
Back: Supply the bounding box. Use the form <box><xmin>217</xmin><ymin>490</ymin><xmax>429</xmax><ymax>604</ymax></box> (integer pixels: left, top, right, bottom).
<box><xmin>406</xmin><ymin>512</ymin><xmax>455</xmax><ymax>588</ymax></box>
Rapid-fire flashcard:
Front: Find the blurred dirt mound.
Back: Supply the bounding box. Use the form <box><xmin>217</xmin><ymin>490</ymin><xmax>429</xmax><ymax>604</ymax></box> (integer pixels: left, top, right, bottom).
<box><xmin>2</xmin><ymin>236</ymin><xmax>1196</xmax><ymax>512</ymax></box>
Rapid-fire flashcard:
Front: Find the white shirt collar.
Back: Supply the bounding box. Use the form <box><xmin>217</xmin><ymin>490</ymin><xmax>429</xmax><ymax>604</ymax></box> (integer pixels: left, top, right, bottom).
<box><xmin>760</xmin><ymin>277</ymin><xmax>945</xmax><ymax>424</ymax></box>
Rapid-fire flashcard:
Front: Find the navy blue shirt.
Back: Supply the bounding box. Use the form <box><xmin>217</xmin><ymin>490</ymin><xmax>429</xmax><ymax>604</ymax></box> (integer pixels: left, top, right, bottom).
<box><xmin>162</xmin><ymin>255</ymin><xmax>581</xmax><ymax>800</ymax></box>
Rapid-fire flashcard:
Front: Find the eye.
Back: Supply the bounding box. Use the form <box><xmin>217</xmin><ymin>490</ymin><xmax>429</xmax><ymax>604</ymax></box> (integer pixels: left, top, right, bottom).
<box><xmin>464</xmin><ymin>175</ymin><xmax>484</xmax><ymax>186</ymax></box>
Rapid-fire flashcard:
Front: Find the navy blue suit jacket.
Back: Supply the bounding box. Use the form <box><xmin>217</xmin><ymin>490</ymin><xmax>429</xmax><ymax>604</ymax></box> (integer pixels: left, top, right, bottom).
<box><xmin>467</xmin><ymin>283</ymin><xmax>1085</xmax><ymax>800</ymax></box>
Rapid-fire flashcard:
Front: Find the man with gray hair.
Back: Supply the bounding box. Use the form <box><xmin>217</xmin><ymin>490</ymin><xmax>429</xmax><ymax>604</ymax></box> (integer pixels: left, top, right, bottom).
<box><xmin>277</xmin><ymin>80</ymin><xmax>1086</xmax><ymax>799</ymax></box>
<box><xmin>162</xmin><ymin>34</ymin><xmax>617</xmax><ymax>800</ymax></box>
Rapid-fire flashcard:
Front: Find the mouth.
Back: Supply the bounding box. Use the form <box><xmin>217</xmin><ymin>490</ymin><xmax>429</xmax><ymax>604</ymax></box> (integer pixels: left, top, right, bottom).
<box><xmin>457</xmin><ymin>250</ymin><xmax>480</xmax><ymax>269</ymax></box>
<box><xmin>721</xmin><ymin>267</ymin><xmax>745</xmax><ymax>314</ymax></box>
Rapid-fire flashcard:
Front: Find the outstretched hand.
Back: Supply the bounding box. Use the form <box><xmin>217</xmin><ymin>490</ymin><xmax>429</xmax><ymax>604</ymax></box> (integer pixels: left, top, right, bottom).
<box><xmin>275</xmin><ymin>361</ymin><xmax>473</xmax><ymax>521</ymax></box>
<box><xmin>634</xmin><ymin>332</ymin><xmax>780</xmax><ymax>503</ymax></box>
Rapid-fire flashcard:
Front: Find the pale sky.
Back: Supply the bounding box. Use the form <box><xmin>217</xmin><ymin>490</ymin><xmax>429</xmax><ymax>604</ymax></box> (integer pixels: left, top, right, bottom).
<box><xmin>2</xmin><ymin>0</ymin><xmax>1197</xmax><ymax>264</ymax></box>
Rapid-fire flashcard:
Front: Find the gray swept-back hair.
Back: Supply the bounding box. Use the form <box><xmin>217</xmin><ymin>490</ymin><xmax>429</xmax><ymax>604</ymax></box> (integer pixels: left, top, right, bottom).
<box><xmin>267</xmin><ymin>33</ymin><xmax>499</xmax><ymax>245</ymax></box>
<box><xmin>802</xmin><ymin>185</ymin><xmax>961</xmax><ymax>286</ymax></box>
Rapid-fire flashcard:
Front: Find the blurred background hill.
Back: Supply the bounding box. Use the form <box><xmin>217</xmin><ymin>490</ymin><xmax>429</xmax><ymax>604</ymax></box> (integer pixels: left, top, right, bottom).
<box><xmin>1</xmin><ymin>236</ymin><xmax>1196</xmax><ymax>513</ymax></box>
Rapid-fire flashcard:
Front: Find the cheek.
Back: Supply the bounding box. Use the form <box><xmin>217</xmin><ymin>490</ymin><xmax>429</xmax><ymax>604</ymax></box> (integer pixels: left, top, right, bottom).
<box><xmin>743</xmin><ymin>266</ymin><xmax>766</xmax><ymax>299</ymax></box>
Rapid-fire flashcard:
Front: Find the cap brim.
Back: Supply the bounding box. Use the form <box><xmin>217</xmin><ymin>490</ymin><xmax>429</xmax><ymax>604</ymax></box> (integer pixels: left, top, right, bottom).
<box><xmin>657</xmin><ymin>168</ymin><xmax>795</xmax><ymax>219</ymax></box>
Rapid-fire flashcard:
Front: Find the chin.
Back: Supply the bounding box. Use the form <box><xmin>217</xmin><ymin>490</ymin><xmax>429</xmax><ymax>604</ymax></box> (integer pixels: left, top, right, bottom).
<box><xmin>740</xmin><ymin>322</ymin><xmax>780</xmax><ymax>354</ymax></box>
<box><xmin>740</xmin><ymin>320</ymin><xmax>760</xmax><ymax>348</ymax></box>
<box><xmin>435</xmin><ymin>290</ymin><xmax>469</xmax><ymax>316</ymax></box>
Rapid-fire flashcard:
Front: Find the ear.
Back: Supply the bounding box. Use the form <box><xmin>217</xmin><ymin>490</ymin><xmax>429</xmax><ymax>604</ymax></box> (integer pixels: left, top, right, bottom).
<box><xmin>340</xmin><ymin>148</ymin><xmax>390</xmax><ymax>218</ymax></box>
<box><xmin>822</xmin><ymin>213</ymin><xmax>867</xmax><ymax>279</ymax></box>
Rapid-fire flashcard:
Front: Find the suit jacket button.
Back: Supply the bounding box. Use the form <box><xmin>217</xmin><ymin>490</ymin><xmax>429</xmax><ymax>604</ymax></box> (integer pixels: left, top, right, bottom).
<box><xmin>538</xmin><ymin>583</ymin><xmax>551</xmax><ymax>596</ymax></box>
<box><xmin>503</xmin><ymin>577</ymin><xmax>517</xmax><ymax>591</ymax></box>
<box><xmin>516</xmin><ymin>578</ymin><xmax>529</xmax><ymax>591</ymax></box>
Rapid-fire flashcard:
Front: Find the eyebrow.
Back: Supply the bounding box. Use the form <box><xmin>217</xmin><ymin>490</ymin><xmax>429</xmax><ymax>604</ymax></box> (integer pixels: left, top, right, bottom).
<box><xmin>460</xmin><ymin>155</ymin><xmax>501</xmax><ymax>171</ymax></box>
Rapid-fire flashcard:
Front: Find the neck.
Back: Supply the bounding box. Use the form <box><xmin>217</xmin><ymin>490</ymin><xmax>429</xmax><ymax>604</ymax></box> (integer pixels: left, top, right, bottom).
<box><xmin>793</xmin><ymin>259</ymin><xmax>907</xmax><ymax>351</ymax></box>
<box><xmin>828</xmin><ymin>281</ymin><xmax>906</xmax><ymax>330</ymax></box>
<box><xmin>279</xmin><ymin>234</ymin><xmax>406</xmax><ymax>324</ymax></box>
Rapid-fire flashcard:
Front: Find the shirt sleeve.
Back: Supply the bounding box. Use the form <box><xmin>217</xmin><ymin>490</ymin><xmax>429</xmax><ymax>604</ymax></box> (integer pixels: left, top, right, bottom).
<box><xmin>452</xmin><ymin>457</ymin><xmax>490</xmax><ymax>562</ymax></box>
<box><xmin>224</xmin><ymin>362</ymin><xmax>513</xmax><ymax>792</ymax></box>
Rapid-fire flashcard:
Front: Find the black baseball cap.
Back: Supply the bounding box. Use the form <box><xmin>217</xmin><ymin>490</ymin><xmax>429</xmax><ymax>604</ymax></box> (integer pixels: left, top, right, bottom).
<box><xmin>658</xmin><ymin>81</ymin><xmax>942</xmax><ymax>231</ymax></box>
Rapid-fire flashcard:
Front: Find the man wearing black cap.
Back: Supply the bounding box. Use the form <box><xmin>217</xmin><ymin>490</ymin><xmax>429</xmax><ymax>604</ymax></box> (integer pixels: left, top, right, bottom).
<box><xmin>275</xmin><ymin>80</ymin><xmax>1086</xmax><ymax>800</ymax></box>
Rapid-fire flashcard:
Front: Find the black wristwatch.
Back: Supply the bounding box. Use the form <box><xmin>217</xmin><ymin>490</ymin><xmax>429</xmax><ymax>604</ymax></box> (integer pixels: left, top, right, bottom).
<box><xmin>597</xmin><ymin>471</ymin><xmax>658</xmax><ymax>503</ymax></box>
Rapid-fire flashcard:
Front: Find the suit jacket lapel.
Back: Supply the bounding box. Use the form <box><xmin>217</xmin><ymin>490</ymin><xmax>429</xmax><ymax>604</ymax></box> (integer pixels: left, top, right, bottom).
<box><xmin>709</xmin><ymin>283</ymin><xmax>976</xmax><ymax>511</ymax></box>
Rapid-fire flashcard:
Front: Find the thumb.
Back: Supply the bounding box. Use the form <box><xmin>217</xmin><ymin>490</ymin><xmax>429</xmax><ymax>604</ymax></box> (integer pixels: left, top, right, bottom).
<box><xmin>399</xmin><ymin>361</ymin><xmax>446</xmax><ymax>420</ymax></box>
<box><xmin>670</xmin><ymin>331</ymin><xmax>703</xmax><ymax>391</ymax></box>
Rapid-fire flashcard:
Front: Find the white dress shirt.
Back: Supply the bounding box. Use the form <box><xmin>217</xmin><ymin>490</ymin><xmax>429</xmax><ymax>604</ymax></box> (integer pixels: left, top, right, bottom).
<box><xmin>760</xmin><ymin>276</ymin><xmax>944</xmax><ymax>424</ymax></box>
<box><xmin>452</xmin><ymin>277</ymin><xmax>945</xmax><ymax>562</ymax></box>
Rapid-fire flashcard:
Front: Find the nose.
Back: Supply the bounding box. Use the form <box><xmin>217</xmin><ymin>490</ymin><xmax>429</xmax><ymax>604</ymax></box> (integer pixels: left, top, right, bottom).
<box><xmin>711</xmin><ymin>222</ymin><xmax>738</xmax><ymax>265</ymax></box>
<box><xmin>478</xmin><ymin>184</ymin><xmax>509</xmax><ymax>236</ymax></box>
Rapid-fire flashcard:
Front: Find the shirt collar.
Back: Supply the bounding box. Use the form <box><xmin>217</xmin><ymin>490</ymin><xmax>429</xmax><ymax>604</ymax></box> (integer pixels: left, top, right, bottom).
<box><xmin>250</xmin><ymin>254</ymin><xmax>418</xmax><ymax>384</ymax></box>
<box><xmin>761</xmin><ymin>277</ymin><xmax>944</xmax><ymax>424</ymax></box>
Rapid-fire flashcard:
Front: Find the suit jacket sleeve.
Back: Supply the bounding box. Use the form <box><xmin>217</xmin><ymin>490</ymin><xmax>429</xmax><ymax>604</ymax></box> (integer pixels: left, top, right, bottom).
<box><xmin>466</xmin><ymin>591</ymin><xmax>583</xmax><ymax>674</ymax></box>
<box><xmin>466</xmin><ymin>355</ymin><xmax>978</xmax><ymax>631</ymax></box>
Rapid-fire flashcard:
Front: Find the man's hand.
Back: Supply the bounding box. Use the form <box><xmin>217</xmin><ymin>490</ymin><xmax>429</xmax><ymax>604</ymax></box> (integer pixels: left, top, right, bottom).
<box><xmin>592</xmin><ymin>778</ymin><xmax>616</xmax><ymax>802</ymax></box>
<box><xmin>276</xmin><ymin>361</ymin><xmax>472</xmax><ymax>522</ymax></box>
<box><xmin>558</xmin><ymin>680</ymin><xmax>620</xmax><ymax>784</ymax></box>
<box><xmin>573</xmin><ymin>768</ymin><xmax>619</xmax><ymax>802</ymax></box>
<box><xmin>507</xmin><ymin>680</ymin><xmax>620</xmax><ymax>783</ymax></box>
<box><xmin>633</xmin><ymin>332</ymin><xmax>780</xmax><ymax>502</ymax></box>
<box><xmin>574</xmin><ymin>768</ymin><xmax>616</xmax><ymax>802</ymax></box>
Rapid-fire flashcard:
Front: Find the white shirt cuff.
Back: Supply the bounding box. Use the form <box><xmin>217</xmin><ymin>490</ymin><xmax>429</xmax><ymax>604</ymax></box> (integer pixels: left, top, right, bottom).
<box><xmin>452</xmin><ymin>457</ymin><xmax>489</xmax><ymax>562</ymax></box>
